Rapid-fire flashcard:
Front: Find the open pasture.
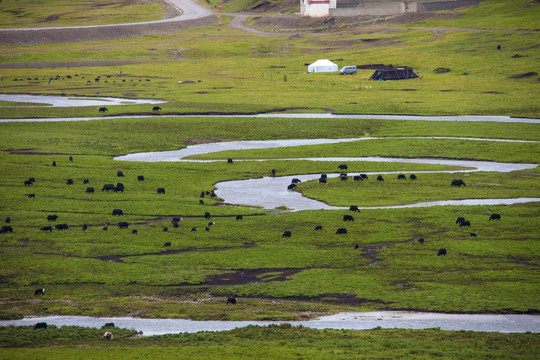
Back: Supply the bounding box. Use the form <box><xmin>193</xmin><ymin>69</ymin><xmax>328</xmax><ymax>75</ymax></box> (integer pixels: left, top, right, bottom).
<box><xmin>0</xmin><ymin>116</ymin><xmax>538</xmax><ymax>320</ymax></box>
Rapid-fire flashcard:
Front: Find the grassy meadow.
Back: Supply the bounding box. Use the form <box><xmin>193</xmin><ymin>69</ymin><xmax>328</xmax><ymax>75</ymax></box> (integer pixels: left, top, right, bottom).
<box><xmin>0</xmin><ymin>325</ymin><xmax>539</xmax><ymax>359</ymax></box>
<box><xmin>0</xmin><ymin>0</ymin><xmax>539</xmax><ymax>357</ymax></box>
<box><xmin>0</xmin><ymin>0</ymin><xmax>173</xmax><ymax>29</ymax></box>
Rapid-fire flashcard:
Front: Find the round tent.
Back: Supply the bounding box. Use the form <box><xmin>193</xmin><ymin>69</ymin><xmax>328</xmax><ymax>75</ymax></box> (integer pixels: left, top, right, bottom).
<box><xmin>307</xmin><ymin>59</ymin><xmax>338</xmax><ymax>73</ymax></box>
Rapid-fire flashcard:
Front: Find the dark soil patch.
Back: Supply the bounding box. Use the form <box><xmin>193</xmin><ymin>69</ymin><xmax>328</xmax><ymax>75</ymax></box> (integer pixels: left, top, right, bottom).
<box><xmin>434</xmin><ymin>67</ymin><xmax>451</xmax><ymax>73</ymax></box>
<box><xmin>204</xmin><ymin>268</ymin><xmax>303</xmax><ymax>286</ymax></box>
<box><xmin>97</xmin><ymin>244</ymin><xmax>255</xmax><ymax>263</ymax></box>
<box><xmin>523</xmin><ymin>0</ymin><xmax>540</xmax><ymax>8</ymax></box>
<box><xmin>382</xmin><ymin>89</ymin><xmax>417</xmax><ymax>91</ymax></box>
<box><xmin>10</xmin><ymin>150</ymin><xmax>72</xmax><ymax>156</ymax></box>
<box><xmin>509</xmin><ymin>72</ymin><xmax>537</xmax><ymax>79</ymax></box>
<box><xmin>282</xmin><ymin>293</ymin><xmax>389</xmax><ymax>306</ymax></box>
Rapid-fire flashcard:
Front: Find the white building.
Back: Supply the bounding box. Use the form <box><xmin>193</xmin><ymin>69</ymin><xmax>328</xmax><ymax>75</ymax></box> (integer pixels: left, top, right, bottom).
<box><xmin>300</xmin><ymin>0</ymin><xmax>482</xmax><ymax>18</ymax></box>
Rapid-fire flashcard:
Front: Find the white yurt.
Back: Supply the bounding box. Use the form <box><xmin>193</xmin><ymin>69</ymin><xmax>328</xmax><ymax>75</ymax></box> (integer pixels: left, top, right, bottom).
<box><xmin>307</xmin><ymin>59</ymin><xmax>338</xmax><ymax>73</ymax></box>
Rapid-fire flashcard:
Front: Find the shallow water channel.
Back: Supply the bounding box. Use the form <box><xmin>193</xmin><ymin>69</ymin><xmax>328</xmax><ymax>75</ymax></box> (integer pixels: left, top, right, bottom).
<box><xmin>1</xmin><ymin>312</ymin><xmax>539</xmax><ymax>335</ymax></box>
<box><xmin>114</xmin><ymin>137</ymin><xmax>539</xmax><ymax>211</ymax></box>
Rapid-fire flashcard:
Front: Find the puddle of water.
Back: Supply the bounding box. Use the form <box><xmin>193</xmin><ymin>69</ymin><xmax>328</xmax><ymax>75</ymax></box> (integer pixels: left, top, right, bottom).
<box><xmin>0</xmin><ymin>94</ymin><xmax>165</xmax><ymax>107</ymax></box>
<box><xmin>1</xmin><ymin>312</ymin><xmax>538</xmax><ymax>335</ymax></box>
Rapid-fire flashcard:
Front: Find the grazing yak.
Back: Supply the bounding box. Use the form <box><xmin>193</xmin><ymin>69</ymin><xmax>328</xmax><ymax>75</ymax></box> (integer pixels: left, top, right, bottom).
<box><xmin>164</xmin><ymin>242</ymin><xmax>171</xmax><ymax>247</ymax></box>
<box><xmin>199</xmin><ymin>200</ymin><xmax>205</xmax><ymax>205</ymax></box>
<box><xmin>204</xmin><ymin>212</ymin><xmax>211</xmax><ymax>219</ymax></box>
<box><xmin>102</xmin><ymin>184</ymin><xmax>115</xmax><ymax>192</ymax></box>
<box><xmin>172</xmin><ymin>217</ymin><xmax>182</xmax><ymax>224</ymax></box>
<box><xmin>99</xmin><ymin>107</ymin><xmax>108</xmax><ymax>112</ymax></box>
<box><xmin>451</xmin><ymin>179</ymin><xmax>466</xmax><ymax>187</ymax></box>
<box><xmin>417</xmin><ymin>238</ymin><xmax>425</xmax><ymax>244</ymax></box>
<box><xmin>52</xmin><ymin>161</ymin><xmax>56</xmax><ymax>167</ymax></box>
<box><xmin>437</xmin><ymin>248</ymin><xmax>447</xmax><ymax>256</ymax></box>
<box><xmin>349</xmin><ymin>205</ymin><xmax>360</xmax><ymax>212</ymax></box>
<box><xmin>470</xmin><ymin>233</ymin><xmax>477</xmax><ymax>237</ymax></box>
<box><xmin>82</xmin><ymin>224</ymin><xmax>88</xmax><ymax>231</ymax></box>
<box><xmin>66</xmin><ymin>178</ymin><xmax>74</xmax><ymax>185</ymax></box>
<box><xmin>456</xmin><ymin>217</ymin><xmax>466</xmax><ymax>225</ymax></box>
<box><xmin>5</xmin><ymin>217</ymin><xmax>10</xmax><ymax>223</ymax></box>
<box><xmin>172</xmin><ymin>221</ymin><xmax>179</xmax><ymax>228</ymax></box>
<box><xmin>227</xmin><ymin>158</ymin><xmax>233</xmax><ymax>164</ymax></box>
<box><xmin>343</xmin><ymin>215</ymin><xmax>354</xmax><ymax>221</ymax></box>
<box><xmin>489</xmin><ymin>213</ymin><xmax>501</xmax><ymax>221</ymax></box>
<box><xmin>1</xmin><ymin>226</ymin><xmax>13</xmax><ymax>233</ymax></box>
<box><xmin>287</xmin><ymin>183</ymin><xmax>297</xmax><ymax>190</ymax></box>
<box><xmin>114</xmin><ymin>183</ymin><xmax>124</xmax><ymax>192</ymax></box>
<box><xmin>103</xmin><ymin>332</ymin><xmax>114</xmax><ymax>340</ymax></box>
<box><xmin>353</xmin><ymin>175</ymin><xmax>363</xmax><ymax>181</ymax></box>
<box><xmin>227</xmin><ymin>297</ymin><xmax>237</xmax><ymax>304</ymax></box>
<box><xmin>236</xmin><ymin>215</ymin><xmax>243</xmax><ymax>221</ymax></box>
<box><xmin>137</xmin><ymin>175</ymin><xmax>145</xmax><ymax>181</ymax></box>
<box><xmin>27</xmin><ymin>193</ymin><xmax>35</xmax><ymax>198</ymax></box>
<box><xmin>314</xmin><ymin>225</ymin><xmax>323</xmax><ymax>230</ymax></box>
<box><xmin>282</xmin><ymin>230</ymin><xmax>292</xmax><ymax>238</ymax></box>
<box><xmin>54</xmin><ymin>224</ymin><xmax>68</xmax><ymax>230</ymax></box>
<box><xmin>320</xmin><ymin>174</ymin><xmax>328</xmax><ymax>179</ymax></box>
<box><xmin>69</xmin><ymin>156</ymin><xmax>73</xmax><ymax>163</ymax></box>
<box><xmin>47</xmin><ymin>215</ymin><xmax>58</xmax><ymax>222</ymax></box>
<box><xmin>340</xmin><ymin>174</ymin><xmax>348</xmax><ymax>181</ymax></box>
<box><xmin>319</xmin><ymin>177</ymin><xmax>327</xmax><ymax>184</ymax></box>
<box><xmin>86</xmin><ymin>187</ymin><xmax>95</xmax><ymax>193</ymax></box>
<box><xmin>34</xmin><ymin>322</ymin><xmax>48</xmax><ymax>330</ymax></box>
<box><xmin>157</xmin><ymin>187</ymin><xmax>165</xmax><ymax>194</ymax></box>
<box><xmin>40</xmin><ymin>226</ymin><xmax>53</xmax><ymax>232</ymax></box>
<box><xmin>291</xmin><ymin>178</ymin><xmax>301</xmax><ymax>184</ymax></box>
<box><xmin>191</xmin><ymin>227</ymin><xmax>198</xmax><ymax>232</ymax></box>
<box><xmin>117</xmin><ymin>222</ymin><xmax>129</xmax><ymax>229</ymax></box>
<box><xmin>360</xmin><ymin>174</ymin><xmax>368</xmax><ymax>180</ymax></box>
<box><xmin>102</xmin><ymin>323</ymin><xmax>115</xmax><ymax>328</ymax></box>
<box><xmin>112</xmin><ymin>209</ymin><xmax>124</xmax><ymax>216</ymax></box>
<box><xmin>132</xmin><ymin>229</ymin><xmax>138</xmax><ymax>234</ymax></box>
<box><xmin>338</xmin><ymin>164</ymin><xmax>348</xmax><ymax>170</ymax></box>
<box><xmin>336</xmin><ymin>228</ymin><xmax>347</xmax><ymax>235</ymax></box>
<box><xmin>459</xmin><ymin>220</ymin><xmax>471</xmax><ymax>227</ymax></box>
<box><xmin>377</xmin><ymin>175</ymin><xmax>384</xmax><ymax>181</ymax></box>
<box><xmin>397</xmin><ymin>174</ymin><xmax>406</xmax><ymax>180</ymax></box>
<box><xmin>24</xmin><ymin>180</ymin><xmax>33</xmax><ymax>186</ymax></box>
<box><xmin>117</xmin><ymin>171</ymin><xmax>124</xmax><ymax>177</ymax></box>
<box><xmin>410</xmin><ymin>174</ymin><xmax>417</xmax><ymax>180</ymax></box>
<box><xmin>34</xmin><ymin>288</ymin><xmax>45</xmax><ymax>296</ymax></box>
<box><xmin>163</xmin><ymin>227</ymin><xmax>168</xmax><ymax>232</ymax></box>
<box><xmin>153</xmin><ymin>106</ymin><xmax>162</xmax><ymax>111</ymax></box>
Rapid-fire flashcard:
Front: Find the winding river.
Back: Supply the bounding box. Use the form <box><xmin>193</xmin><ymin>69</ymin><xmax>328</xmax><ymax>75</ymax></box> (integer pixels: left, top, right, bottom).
<box><xmin>3</xmin><ymin>107</ymin><xmax>539</xmax><ymax>333</ymax></box>
<box><xmin>1</xmin><ymin>312</ymin><xmax>538</xmax><ymax>335</ymax></box>
<box><xmin>114</xmin><ymin>137</ymin><xmax>539</xmax><ymax>211</ymax></box>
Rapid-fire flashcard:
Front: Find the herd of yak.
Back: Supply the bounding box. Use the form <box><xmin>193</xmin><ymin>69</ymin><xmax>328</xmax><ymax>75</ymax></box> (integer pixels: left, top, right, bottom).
<box><xmin>4</xmin><ymin>157</ymin><xmax>503</xmax><ymax>335</ymax></box>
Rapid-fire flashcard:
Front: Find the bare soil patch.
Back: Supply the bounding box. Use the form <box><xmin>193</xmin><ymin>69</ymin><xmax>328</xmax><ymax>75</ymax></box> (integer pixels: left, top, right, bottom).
<box><xmin>509</xmin><ymin>72</ymin><xmax>538</xmax><ymax>79</ymax></box>
<box><xmin>0</xmin><ymin>16</ymin><xmax>218</xmax><ymax>46</ymax></box>
<box><xmin>204</xmin><ymin>268</ymin><xmax>303</xmax><ymax>286</ymax></box>
<box><xmin>281</xmin><ymin>293</ymin><xmax>389</xmax><ymax>306</ymax></box>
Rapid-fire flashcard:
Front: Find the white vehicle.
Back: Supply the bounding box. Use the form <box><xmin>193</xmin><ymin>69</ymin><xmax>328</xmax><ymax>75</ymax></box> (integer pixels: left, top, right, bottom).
<box><xmin>339</xmin><ymin>66</ymin><xmax>357</xmax><ymax>75</ymax></box>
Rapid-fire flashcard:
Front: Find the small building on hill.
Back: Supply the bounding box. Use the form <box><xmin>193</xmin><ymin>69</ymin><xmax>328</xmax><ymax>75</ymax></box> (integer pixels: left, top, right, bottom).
<box><xmin>307</xmin><ymin>59</ymin><xmax>338</xmax><ymax>73</ymax></box>
<box><xmin>300</xmin><ymin>0</ymin><xmax>483</xmax><ymax>18</ymax></box>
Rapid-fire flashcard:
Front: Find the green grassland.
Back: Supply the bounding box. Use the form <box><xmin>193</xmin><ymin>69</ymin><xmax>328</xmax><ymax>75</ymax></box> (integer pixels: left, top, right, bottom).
<box><xmin>1</xmin><ymin>325</ymin><xmax>539</xmax><ymax>359</ymax></box>
<box><xmin>0</xmin><ymin>2</ymin><xmax>538</xmax><ymax>118</ymax></box>
<box><xmin>0</xmin><ymin>0</ymin><xmax>539</xmax><ymax>357</ymax></box>
<box><xmin>0</xmin><ymin>116</ymin><xmax>538</xmax><ymax>321</ymax></box>
<box><xmin>0</xmin><ymin>0</ymin><xmax>172</xmax><ymax>29</ymax></box>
